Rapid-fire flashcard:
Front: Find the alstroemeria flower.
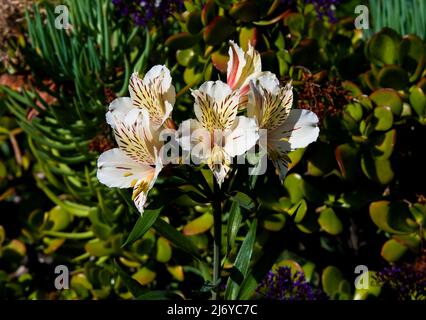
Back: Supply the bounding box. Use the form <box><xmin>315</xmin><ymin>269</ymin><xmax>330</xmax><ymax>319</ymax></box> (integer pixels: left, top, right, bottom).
<box><xmin>227</xmin><ymin>41</ymin><xmax>261</xmax><ymax>94</ymax></box>
<box><xmin>247</xmin><ymin>75</ymin><xmax>319</xmax><ymax>180</ymax></box>
<box><xmin>179</xmin><ymin>81</ymin><xmax>258</xmax><ymax>186</ymax></box>
<box><xmin>97</xmin><ymin>108</ymin><xmax>163</xmax><ymax>214</ymax></box>
<box><xmin>106</xmin><ymin>65</ymin><xmax>175</xmax><ymax>129</ymax></box>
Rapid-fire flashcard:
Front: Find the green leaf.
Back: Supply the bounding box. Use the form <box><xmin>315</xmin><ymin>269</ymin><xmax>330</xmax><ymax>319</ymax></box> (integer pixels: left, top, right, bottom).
<box><xmin>372</xmin><ymin>106</ymin><xmax>393</xmax><ymax>131</ymax></box>
<box><xmin>203</xmin><ymin>16</ymin><xmax>235</xmax><ymax>46</ymax></box>
<box><xmin>335</xmin><ymin>144</ymin><xmax>359</xmax><ymax>181</ymax></box>
<box><xmin>114</xmin><ymin>261</ymin><xmax>145</xmax><ymax>297</ymax></box>
<box><xmin>370</xmin><ymin>89</ymin><xmax>402</xmax><ymax>116</ymax></box>
<box><xmin>153</xmin><ymin>219</ymin><xmax>201</xmax><ymax>259</ymax></box>
<box><xmin>225</xmin><ymin>219</ymin><xmax>257</xmax><ymax>300</ymax></box>
<box><xmin>381</xmin><ymin>239</ymin><xmax>407</xmax><ymax>262</ymax></box>
<box><xmin>227</xmin><ymin>201</ymin><xmax>242</xmax><ymax>250</ymax></box>
<box><xmin>318</xmin><ymin>208</ymin><xmax>343</xmax><ymax>235</ymax></box>
<box><xmin>230</xmin><ymin>191</ymin><xmax>256</xmax><ymax>210</ymax></box>
<box><xmin>122</xmin><ymin>207</ymin><xmax>163</xmax><ymax>248</ymax></box>
<box><xmin>156</xmin><ymin>237</ymin><xmax>172</xmax><ymax>263</ymax></box>
<box><xmin>183</xmin><ymin>212</ymin><xmax>214</xmax><ymax>236</ymax></box>
<box><xmin>377</xmin><ymin>65</ymin><xmax>409</xmax><ymax>91</ymax></box>
<box><xmin>322</xmin><ymin>266</ymin><xmax>344</xmax><ymax>297</ymax></box>
<box><xmin>409</xmin><ymin>86</ymin><xmax>426</xmax><ymax>117</ymax></box>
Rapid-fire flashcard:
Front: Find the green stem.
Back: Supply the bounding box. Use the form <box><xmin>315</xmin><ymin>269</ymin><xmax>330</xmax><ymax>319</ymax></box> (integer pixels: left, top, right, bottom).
<box><xmin>212</xmin><ymin>181</ymin><xmax>222</xmax><ymax>300</ymax></box>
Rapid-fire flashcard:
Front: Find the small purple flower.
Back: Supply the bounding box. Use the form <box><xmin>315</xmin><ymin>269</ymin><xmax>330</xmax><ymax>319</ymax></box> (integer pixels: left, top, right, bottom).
<box><xmin>375</xmin><ymin>262</ymin><xmax>426</xmax><ymax>300</ymax></box>
<box><xmin>256</xmin><ymin>266</ymin><xmax>328</xmax><ymax>300</ymax></box>
<box><xmin>112</xmin><ymin>0</ymin><xmax>184</xmax><ymax>27</ymax></box>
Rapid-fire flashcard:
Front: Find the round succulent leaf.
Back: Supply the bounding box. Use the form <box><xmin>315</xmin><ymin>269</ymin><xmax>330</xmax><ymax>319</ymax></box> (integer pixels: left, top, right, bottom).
<box><xmin>372</xmin><ymin>106</ymin><xmax>393</xmax><ymax>131</ymax></box>
<box><xmin>71</xmin><ymin>274</ymin><xmax>92</xmax><ymax>299</ymax></box>
<box><xmin>369</xmin><ymin>200</ymin><xmax>416</xmax><ymax>234</ymax></box>
<box><xmin>318</xmin><ymin>207</ymin><xmax>343</xmax><ymax>235</ymax></box>
<box><xmin>361</xmin><ymin>154</ymin><xmax>394</xmax><ymax>185</ymax></box>
<box><xmin>46</xmin><ymin>205</ymin><xmax>72</xmax><ymax>232</ymax></box>
<box><xmin>381</xmin><ymin>239</ymin><xmax>407</xmax><ymax>262</ymax></box>
<box><xmin>409</xmin><ymin>86</ymin><xmax>426</xmax><ymax>117</ymax></box>
<box><xmin>167</xmin><ymin>265</ymin><xmax>184</xmax><ymax>282</ymax></box>
<box><xmin>229</xmin><ymin>0</ymin><xmax>260</xmax><ymax>22</ymax></box>
<box><xmin>176</xmin><ymin>49</ymin><xmax>197</xmax><ymax>67</ymax></box>
<box><xmin>85</xmin><ymin>239</ymin><xmax>115</xmax><ymax>257</ymax></box>
<box><xmin>156</xmin><ymin>236</ymin><xmax>172</xmax><ymax>263</ymax></box>
<box><xmin>239</xmin><ymin>26</ymin><xmax>258</xmax><ymax>51</ymax></box>
<box><xmin>183</xmin><ymin>67</ymin><xmax>203</xmax><ymax>85</ymax></box>
<box><xmin>132</xmin><ymin>267</ymin><xmax>156</xmax><ymax>286</ymax></box>
<box><xmin>367</xmin><ymin>29</ymin><xmax>400</xmax><ymax>66</ymax></box>
<box><xmin>370</xmin><ymin>88</ymin><xmax>402</xmax><ymax>116</ymax></box>
<box><xmin>371</xmin><ymin>129</ymin><xmax>396</xmax><ymax>160</ymax></box>
<box><xmin>211</xmin><ymin>50</ymin><xmax>229</xmax><ymax>73</ymax></box>
<box><xmin>342</xmin><ymin>80</ymin><xmax>362</xmax><ymax>97</ymax></box>
<box><xmin>262</xmin><ymin>213</ymin><xmax>286</xmax><ymax>231</ymax></box>
<box><xmin>203</xmin><ymin>16</ymin><xmax>235</xmax><ymax>46</ymax></box>
<box><xmin>165</xmin><ymin>32</ymin><xmax>199</xmax><ymax>50</ymax></box>
<box><xmin>344</xmin><ymin>103</ymin><xmax>363</xmax><ymax>122</ymax></box>
<box><xmin>322</xmin><ymin>266</ymin><xmax>344</xmax><ymax>297</ymax></box>
<box><xmin>287</xmin><ymin>148</ymin><xmax>305</xmax><ymax>170</ymax></box>
<box><xmin>377</xmin><ymin>65</ymin><xmax>409</xmax><ymax>91</ymax></box>
<box><xmin>183</xmin><ymin>212</ymin><xmax>214</xmax><ymax>236</ymax></box>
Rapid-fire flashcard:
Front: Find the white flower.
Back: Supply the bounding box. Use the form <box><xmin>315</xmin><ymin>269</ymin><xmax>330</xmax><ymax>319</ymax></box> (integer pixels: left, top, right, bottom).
<box><xmin>179</xmin><ymin>80</ymin><xmax>259</xmax><ymax>186</ymax></box>
<box><xmin>247</xmin><ymin>74</ymin><xmax>319</xmax><ymax>180</ymax></box>
<box><xmin>227</xmin><ymin>41</ymin><xmax>275</xmax><ymax>108</ymax></box>
<box><xmin>106</xmin><ymin>65</ymin><xmax>175</xmax><ymax>130</ymax></box>
<box><xmin>97</xmin><ymin>108</ymin><xmax>163</xmax><ymax>214</ymax></box>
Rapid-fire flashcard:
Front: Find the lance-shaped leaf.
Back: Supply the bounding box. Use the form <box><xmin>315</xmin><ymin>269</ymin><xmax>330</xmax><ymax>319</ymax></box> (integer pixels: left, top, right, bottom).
<box><xmin>225</xmin><ymin>219</ymin><xmax>257</xmax><ymax>300</ymax></box>
<box><xmin>154</xmin><ymin>218</ymin><xmax>201</xmax><ymax>260</ymax></box>
<box><xmin>122</xmin><ymin>207</ymin><xmax>163</xmax><ymax>248</ymax></box>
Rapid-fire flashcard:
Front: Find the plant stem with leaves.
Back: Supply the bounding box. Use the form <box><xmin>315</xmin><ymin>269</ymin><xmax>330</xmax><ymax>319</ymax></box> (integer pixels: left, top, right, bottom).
<box><xmin>212</xmin><ymin>181</ymin><xmax>222</xmax><ymax>300</ymax></box>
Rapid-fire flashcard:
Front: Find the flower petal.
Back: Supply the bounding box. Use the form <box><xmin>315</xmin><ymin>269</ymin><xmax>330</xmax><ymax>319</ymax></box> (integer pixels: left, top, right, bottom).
<box><xmin>106</xmin><ymin>97</ymin><xmax>134</xmax><ymax>129</ymax></box>
<box><xmin>192</xmin><ymin>80</ymin><xmax>239</xmax><ymax>130</ymax></box>
<box><xmin>227</xmin><ymin>41</ymin><xmax>246</xmax><ymax>90</ymax></box>
<box><xmin>132</xmin><ymin>155</ymin><xmax>162</xmax><ymax>214</ymax></box>
<box><xmin>277</xmin><ymin>109</ymin><xmax>319</xmax><ymax>149</ymax></box>
<box><xmin>97</xmin><ymin>148</ymin><xmax>155</xmax><ymax>188</ymax></box>
<box><xmin>113</xmin><ymin>108</ymin><xmax>159</xmax><ymax>165</ymax></box>
<box><xmin>129</xmin><ymin>65</ymin><xmax>175</xmax><ymax>127</ymax></box>
<box><xmin>227</xmin><ymin>41</ymin><xmax>261</xmax><ymax>91</ymax></box>
<box><xmin>208</xmin><ymin>145</ymin><xmax>231</xmax><ymax>187</ymax></box>
<box><xmin>247</xmin><ymin>78</ymin><xmax>293</xmax><ymax>130</ymax></box>
<box><xmin>224</xmin><ymin>116</ymin><xmax>259</xmax><ymax>157</ymax></box>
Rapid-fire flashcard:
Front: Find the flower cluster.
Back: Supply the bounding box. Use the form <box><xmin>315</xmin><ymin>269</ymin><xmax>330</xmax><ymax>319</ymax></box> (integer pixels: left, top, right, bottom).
<box><xmin>374</xmin><ymin>261</ymin><xmax>426</xmax><ymax>300</ymax></box>
<box><xmin>97</xmin><ymin>41</ymin><xmax>319</xmax><ymax>214</ymax></box>
<box><xmin>112</xmin><ymin>0</ymin><xmax>184</xmax><ymax>27</ymax></box>
<box><xmin>256</xmin><ymin>266</ymin><xmax>328</xmax><ymax>300</ymax></box>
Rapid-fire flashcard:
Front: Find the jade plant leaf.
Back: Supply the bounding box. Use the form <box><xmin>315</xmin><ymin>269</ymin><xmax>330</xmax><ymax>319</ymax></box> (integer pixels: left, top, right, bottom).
<box><xmin>381</xmin><ymin>239</ymin><xmax>407</xmax><ymax>262</ymax></box>
<box><xmin>370</xmin><ymin>88</ymin><xmax>402</xmax><ymax>116</ymax></box>
<box><xmin>183</xmin><ymin>212</ymin><xmax>214</xmax><ymax>236</ymax></box>
<box><xmin>321</xmin><ymin>266</ymin><xmax>344</xmax><ymax>298</ymax></box>
<box><xmin>318</xmin><ymin>207</ymin><xmax>343</xmax><ymax>235</ymax></box>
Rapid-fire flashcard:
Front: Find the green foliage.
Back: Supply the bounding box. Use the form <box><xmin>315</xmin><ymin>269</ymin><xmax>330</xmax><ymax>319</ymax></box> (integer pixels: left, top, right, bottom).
<box><xmin>0</xmin><ymin>0</ymin><xmax>425</xmax><ymax>300</ymax></box>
